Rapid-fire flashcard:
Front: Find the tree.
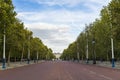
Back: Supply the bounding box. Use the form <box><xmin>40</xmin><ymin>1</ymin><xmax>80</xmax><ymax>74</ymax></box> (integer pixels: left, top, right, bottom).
<box><xmin>0</xmin><ymin>0</ymin><xmax>54</xmax><ymax>66</ymax></box>
<box><xmin>61</xmin><ymin>0</ymin><xmax>120</xmax><ymax>62</ymax></box>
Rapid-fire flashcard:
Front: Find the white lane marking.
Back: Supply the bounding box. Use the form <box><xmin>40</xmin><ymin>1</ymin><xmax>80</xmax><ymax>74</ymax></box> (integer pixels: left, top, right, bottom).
<box><xmin>66</xmin><ymin>71</ymin><xmax>74</xmax><ymax>80</ymax></box>
<box><xmin>89</xmin><ymin>70</ymin><xmax>113</xmax><ymax>80</ymax></box>
<box><xmin>83</xmin><ymin>68</ymin><xmax>87</xmax><ymax>71</ymax></box>
<box><xmin>99</xmin><ymin>74</ymin><xmax>113</xmax><ymax>80</ymax></box>
<box><xmin>89</xmin><ymin>71</ymin><xmax>96</xmax><ymax>74</ymax></box>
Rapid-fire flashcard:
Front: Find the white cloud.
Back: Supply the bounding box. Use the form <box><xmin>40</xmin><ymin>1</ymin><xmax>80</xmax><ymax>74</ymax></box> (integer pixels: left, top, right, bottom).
<box><xmin>17</xmin><ymin>10</ymin><xmax>97</xmax><ymax>53</ymax></box>
<box><xmin>17</xmin><ymin>10</ymin><xmax>98</xmax><ymax>24</ymax></box>
<box><xmin>16</xmin><ymin>0</ymin><xmax>111</xmax><ymax>53</ymax></box>
<box><xmin>27</xmin><ymin>0</ymin><xmax>83</xmax><ymax>7</ymax></box>
<box><xmin>25</xmin><ymin>22</ymin><xmax>70</xmax><ymax>33</ymax></box>
<box><xmin>26</xmin><ymin>0</ymin><xmax>111</xmax><ymax>8</ymax></box>
<box><xmin>29</xmin><ymin>23</ymin><xmax>74</xmax><ymax>53</ymax></box>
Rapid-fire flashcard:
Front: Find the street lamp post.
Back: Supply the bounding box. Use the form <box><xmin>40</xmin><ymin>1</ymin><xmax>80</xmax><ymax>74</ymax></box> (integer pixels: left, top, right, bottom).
<box><xmin>86</xmin><ymin>25</ymin><xmax>89</xmax><ymax>64</ymax></box>
<box><xmin>110</xmin><ymin>18</ymin><xmax>115</xmax><ymax>68</ymax></box>
<box><xmin>92</xmin><ymin>38</ymin><xmax>96</xmax><ymax>64</ymax></box>
<box><xmin>111</xmin><ymin>38</ymin><xmax>115</xmax><ymax>67</ymax></box>
<box><xmin>27</xmin><ymin>33</ymin><xmax>30</xmax><ymax>64</ymax></box>
<box><xmin>107</xmin><ymin>8</ymin><xmax>115</xmax><ymax>68</ymax></box>
<box><xmin>37</xmin><ymin>51</ymin><xmax>39</xmax><ymax>63</ymax></box>
<box><xmin>1</xmin><ymin>0</ymin><xmax>8</xmax><ymax>70</ymax></box>
<box><xmin>2</xmin><ymin>25</ymin><xmax>6</xmax><ymax>69</ymax></box>
<box><xmin>77</xmin><ymin>42</ymin><xmax>80</xmax><ymax>62</ymax></box>
<box><xmin>86</xmin><ymin>41</ymin><xmax>89</xmax><ymax>63</ymax></box>
<box><xmin>27</xmin><ymin>47</ymin><xmax>30</xmax><ymax>64</ymax></box>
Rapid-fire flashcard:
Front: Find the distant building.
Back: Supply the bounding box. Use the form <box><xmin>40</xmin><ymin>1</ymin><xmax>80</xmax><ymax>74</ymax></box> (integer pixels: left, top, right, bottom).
<box><xmin>54</xmin><ymin>53</ymin><xmax>61</xmax><ymax>60</ymax></box>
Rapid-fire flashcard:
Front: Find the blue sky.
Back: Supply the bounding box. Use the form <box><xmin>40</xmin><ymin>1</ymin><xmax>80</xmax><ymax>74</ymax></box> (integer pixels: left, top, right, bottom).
<box><xmin>12</xmin><ymin>0</ymin><xmax>111</xmax><ymax>53</ymax></box>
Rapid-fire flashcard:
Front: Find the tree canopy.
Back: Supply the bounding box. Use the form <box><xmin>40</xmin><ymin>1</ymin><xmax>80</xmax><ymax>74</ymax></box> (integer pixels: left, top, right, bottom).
<box><xmin>60</xmin><ymin>0</ymin><xmax>120</xmax><ymax>61</ymax></box>
<box><xmin>0</xmin><ymin>0</ymin><xmax>55</xmax><ymax>64</ymax></box>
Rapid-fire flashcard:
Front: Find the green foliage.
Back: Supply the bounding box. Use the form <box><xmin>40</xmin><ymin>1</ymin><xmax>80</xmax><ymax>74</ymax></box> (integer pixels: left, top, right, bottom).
<box><xmin>61</xmin><ymin>0</ymin><xmax>120</xmax><ymax>61</ymax></box>
<box><xmin>0</xmin><ymin>0</ymin><xmax>55</xmax><ymax>62</ymax></box>
<box><xmin>60</xmin><ymin>42</ymin><xmax>77</xmax><ymax>60</ymax></box>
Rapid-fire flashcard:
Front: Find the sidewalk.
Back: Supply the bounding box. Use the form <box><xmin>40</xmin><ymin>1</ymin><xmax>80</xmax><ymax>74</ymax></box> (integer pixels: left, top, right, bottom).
<box><xmin>78</xmin><ymin>60</ymin><xmax>120</xmax><ymax>69</ymax></box>
<box><xmin>97</xmin><ymin>61</ymin><xmax>120</xmax><ymax>69</ymax></box>
<box><xmin>0</xmin><ymin>60</ymin><xmax>44</xmax><ymax>70</ymax></box>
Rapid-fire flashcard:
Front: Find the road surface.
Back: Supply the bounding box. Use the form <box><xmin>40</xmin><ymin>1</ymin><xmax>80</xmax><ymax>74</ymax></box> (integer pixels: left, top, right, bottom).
<box><xmin>0</xmin><ymin>61</ymin><xmax>120</xmax><ymax>80</ymax></box>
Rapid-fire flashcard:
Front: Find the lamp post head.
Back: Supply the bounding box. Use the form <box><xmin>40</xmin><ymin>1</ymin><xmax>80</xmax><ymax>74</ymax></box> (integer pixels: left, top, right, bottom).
<box><xmin>92</xmin><ymin>39</ymin><xmax>95</xmax><ymax>44</ymax></box>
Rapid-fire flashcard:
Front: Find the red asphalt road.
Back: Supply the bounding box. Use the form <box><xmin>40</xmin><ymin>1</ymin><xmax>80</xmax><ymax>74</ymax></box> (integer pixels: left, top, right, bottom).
<box><xmin>0</xmin><ymin>61</ymin><xmax>120</xmax><ymax>80</ymax></box>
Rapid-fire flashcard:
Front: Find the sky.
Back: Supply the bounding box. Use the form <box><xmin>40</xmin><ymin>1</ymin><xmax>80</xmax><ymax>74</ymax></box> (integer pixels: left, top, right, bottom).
<box><xmin>12</xmin><ymin>0</ymin><xmax>111</xmax><ymax>53</ymax></box>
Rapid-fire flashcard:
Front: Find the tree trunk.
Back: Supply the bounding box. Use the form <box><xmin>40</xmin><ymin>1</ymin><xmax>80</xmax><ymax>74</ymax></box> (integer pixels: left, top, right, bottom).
<box><xmin>14</xmin><ymin>56</ymin><xmax>16</xmax><ymax>62</ymax></box>
<box><xmin>107</xmin><ymin>49</ymin><xmax>109</xmax><ymax>61</ymax></box>
<box><xmin>82</xmin><ymin>54</ymin><xmax>84</xmax><ymax>61</ymax></box>
<box><xmin>21</xmin><ymin>45</ymin><xmax>24</xmax><ymax>64</ymax></box>
<box><xmin>7</xmin><ymin>48</ymin><xmax>11</xmax><ymax>67</ymax></box>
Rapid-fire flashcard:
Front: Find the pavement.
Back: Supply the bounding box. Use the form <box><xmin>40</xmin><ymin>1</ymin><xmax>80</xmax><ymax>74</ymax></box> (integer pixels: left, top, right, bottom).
<box><xmin>0</xmin><ymin>60</ymin><xmax>44</xmax><ymax>70</ymax></box>
<box><xmin>78</xmin><ymin>60</ymin><xmax>120</xmax><ymax>69</ymax></box>
<box><xmin>97</xmin><ymin>61</ymin><xmax>120</xmax><ymax>69</ymax></box>
<box><xmin>0</xmin><ymin>61</ymin><xmax>120</xmax><ymax>80</ymax></box>
<box><xmin>0</xmin><ymin>60</ymin><xmax>120</xmax><ymax>70</ymax></box>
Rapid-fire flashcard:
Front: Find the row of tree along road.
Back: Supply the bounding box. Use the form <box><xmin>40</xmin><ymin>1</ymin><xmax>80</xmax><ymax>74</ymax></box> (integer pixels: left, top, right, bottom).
<box><xmin>0</xmin><ymin>0</ymin><xmax>56</xmax><ymax>69</ymax></box>
<box><xmin>60</xmin><ymin>0</ymin><xmax>120</xmax><ymax>67</ymax></box>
